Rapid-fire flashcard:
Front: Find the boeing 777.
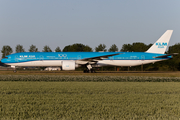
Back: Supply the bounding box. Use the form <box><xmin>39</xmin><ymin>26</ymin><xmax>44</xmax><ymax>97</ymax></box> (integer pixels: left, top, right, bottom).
<box><xmin>1</xmin><ymin>30</ymin><xmax>177</xmax><ymax>72</ymax></box>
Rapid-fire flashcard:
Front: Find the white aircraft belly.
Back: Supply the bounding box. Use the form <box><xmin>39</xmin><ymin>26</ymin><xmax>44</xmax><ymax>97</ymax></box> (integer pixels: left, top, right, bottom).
<box><xmin>97</xmin><ymin>60</ymin><xmax>163</xmax><ymax>66</ymax></box>
<box><xmin>8</xmin><ymin>60</ymin><xmax>62</xmax><ymax>67</ymax></box>
<box><xmin>7</xmin><ymin>59</ymin><xmax>165</xmax><ymax>67</ymax></box>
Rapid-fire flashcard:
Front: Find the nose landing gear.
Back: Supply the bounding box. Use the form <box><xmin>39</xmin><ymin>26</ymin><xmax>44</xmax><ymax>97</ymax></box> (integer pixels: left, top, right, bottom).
<box><xmin>11</xmin><ymin>66</ymin><xmax>17</xmax><ymax>73</ymax></box>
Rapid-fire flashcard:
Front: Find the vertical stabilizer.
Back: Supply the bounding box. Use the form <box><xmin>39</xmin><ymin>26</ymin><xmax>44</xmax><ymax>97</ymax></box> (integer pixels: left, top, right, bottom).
<box><xmin>146</xmin><ymin>30</ymin><xmax>173</xmax><ymax>54</ymax></box>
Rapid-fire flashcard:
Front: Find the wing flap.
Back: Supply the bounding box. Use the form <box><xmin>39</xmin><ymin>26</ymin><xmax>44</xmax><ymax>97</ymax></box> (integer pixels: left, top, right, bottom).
<box><xmin>154</xmin><ymin>53</ymin><xmax>178</xmax><ymax>58</ymax></box>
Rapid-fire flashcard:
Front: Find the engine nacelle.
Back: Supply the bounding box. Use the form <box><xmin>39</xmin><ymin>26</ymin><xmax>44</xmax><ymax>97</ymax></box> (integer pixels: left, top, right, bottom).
<box><xmin>62</xmin><ymin>61</ymin><xmax>76</xmax><ymax>70</ymax></box>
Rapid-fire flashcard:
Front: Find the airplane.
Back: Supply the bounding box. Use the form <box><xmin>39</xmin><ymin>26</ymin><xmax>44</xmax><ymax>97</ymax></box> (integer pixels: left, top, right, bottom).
<box><xmin>1</xmin><ymin>30</ymin><xmax>177</xmax><ymax>73</ymax></box>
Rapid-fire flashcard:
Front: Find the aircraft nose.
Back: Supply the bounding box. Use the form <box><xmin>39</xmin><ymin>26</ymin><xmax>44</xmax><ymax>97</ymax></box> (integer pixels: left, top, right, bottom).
<box><xmin>0</xmin><ymin>58</ymin><xmax>7</xmax><ymax>65</ymax></box>
<box><xmin>1</xmin><ymin>58</ymin><xmax>5</xmax><ymax>63</ymax></box>
<box><xmin>0</xmin><ymin>60</ymin><xmax>5</xmax><ymax>66</ymax></box>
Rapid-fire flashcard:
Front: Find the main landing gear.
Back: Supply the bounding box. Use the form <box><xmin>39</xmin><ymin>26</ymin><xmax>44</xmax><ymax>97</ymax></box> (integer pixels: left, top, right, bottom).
<box><xmin>83</xmin><ymin>64</ymin><xmax>96</xmax><ymax>73</ymax></box>
<box><xmin>83</xmin><ymin>69</ymin><xmax>95</xmax><ymax>73</ymax></box>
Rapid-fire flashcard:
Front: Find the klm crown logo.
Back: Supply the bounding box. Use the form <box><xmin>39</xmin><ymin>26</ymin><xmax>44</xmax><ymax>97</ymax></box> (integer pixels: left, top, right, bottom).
<box><xmin>156</xmin><ymin>42</ymin><xmax>167</xmax><ymax>48</ymax></box>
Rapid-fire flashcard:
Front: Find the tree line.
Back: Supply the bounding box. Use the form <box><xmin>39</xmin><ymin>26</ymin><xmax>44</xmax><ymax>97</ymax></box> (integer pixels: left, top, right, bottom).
<box><xmin>1</xmin><ymin>42</ymin><xmax>180</xmax><ymax>71</ymax></box>
<box><xmin>1</xmin><ymin>43</ymin><xmax>119</xmax><ymax>58</ymax></box>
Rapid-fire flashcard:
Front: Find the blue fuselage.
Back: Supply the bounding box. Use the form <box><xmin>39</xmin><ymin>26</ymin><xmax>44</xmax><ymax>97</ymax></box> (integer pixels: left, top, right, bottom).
<box><xmin>1</xmin><ymin>52</ymin><xmax>171</xmax><ymax>68</ymax></box>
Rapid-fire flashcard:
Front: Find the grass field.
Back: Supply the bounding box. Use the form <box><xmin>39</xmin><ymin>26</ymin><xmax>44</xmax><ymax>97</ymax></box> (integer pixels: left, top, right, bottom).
<box><xmin>1</xmin><ymin>82</ymin><xmax>180</xmax><ymax>119</ymax></box>
<box><xmin>1</xmin><ymin>71</ymin><xmax>180</xmax><ymax>119</ymax></box>
<box><xmin>1</xmin><ymin>70</ymin><xmax>180</xmax><ymax>77</ymax></box>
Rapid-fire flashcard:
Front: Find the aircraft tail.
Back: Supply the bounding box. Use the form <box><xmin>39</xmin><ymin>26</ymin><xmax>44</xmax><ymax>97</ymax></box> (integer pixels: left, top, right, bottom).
<box><xmin>146</xmin><ymin>30</ymin><xmax>173</xmax><ymax>54</ymax></box>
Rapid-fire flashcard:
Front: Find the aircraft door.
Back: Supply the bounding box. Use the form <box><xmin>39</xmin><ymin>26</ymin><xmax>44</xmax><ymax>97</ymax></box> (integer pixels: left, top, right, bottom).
<box><xmin>39</xmin><ymin>55</ymin><xmax>44</xmax><ymax>66</ymax></box>
<box><xmin>109</xmin><ymin>56</ymin><xmax>114</xmax><ymax>61</ymax></box>
<box><xmin>15</xmin><ymin>55</ymin><xmax>19</xmax><ymax>63</ymax></box>
<box><xmin>141</xmin><ymin>55</ymin><xmax>145</xmax><ymax>61</ymax></box>
<box><xmin>39</xmin><ymin>55</ymin><xmax>44</xmax><ymax>61</ymax></box>
<box><xmin>77</xmin><ymin>55</ymin><xmax>81</xmax><ymax>60</ymax></box>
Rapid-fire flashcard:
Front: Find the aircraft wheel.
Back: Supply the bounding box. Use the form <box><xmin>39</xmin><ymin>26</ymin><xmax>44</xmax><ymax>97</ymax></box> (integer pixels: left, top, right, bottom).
<box><xmin>90</xmin><ymin>69</ymin><xmax>95</xmax><ymax>73</ymax></box>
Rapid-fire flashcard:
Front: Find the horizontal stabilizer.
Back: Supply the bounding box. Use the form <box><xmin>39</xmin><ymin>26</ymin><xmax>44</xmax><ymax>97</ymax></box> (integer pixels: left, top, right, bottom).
<box><xmin>154</xmin><ymin>53</ymin><xmax>178</xmax><ymax>58</ymax></box>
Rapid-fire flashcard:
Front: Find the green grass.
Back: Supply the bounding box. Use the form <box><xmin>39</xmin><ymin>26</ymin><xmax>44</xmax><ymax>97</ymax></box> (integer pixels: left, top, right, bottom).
<box><xmin>1</xmin><ymin>75</ymin><xmax>180</xmax><ymax>82</ymax></box>
<box><xmin>2</xmin><ymin>70</ymin><xmax>180</xmax><ymax>77</ymax></box>
<box><xmin>1</xmin><ymin>82</ymin><xmax>180</xmax><ymax>119</ymax></box>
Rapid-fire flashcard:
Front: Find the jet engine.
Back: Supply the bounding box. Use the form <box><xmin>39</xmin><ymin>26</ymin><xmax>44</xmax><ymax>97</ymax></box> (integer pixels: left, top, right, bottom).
<box><xmin>62</xmin><ymin>61</ymin><xmax>76</xmax><ymax>70</ymax></box>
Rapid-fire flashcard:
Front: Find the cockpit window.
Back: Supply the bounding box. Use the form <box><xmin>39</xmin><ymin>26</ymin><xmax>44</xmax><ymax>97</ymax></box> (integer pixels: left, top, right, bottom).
<box><xmin>4</xmin><ymin>57</ymin><xmax>8</xmax><ymax>59</ymax></box>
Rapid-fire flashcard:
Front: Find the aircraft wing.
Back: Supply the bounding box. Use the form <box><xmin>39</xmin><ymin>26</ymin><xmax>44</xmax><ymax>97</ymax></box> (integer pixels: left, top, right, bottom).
<box><xmin>154</xmin><ymin>53</ymin><xmax>179</xmax><ymax>58</ymax></box>
<box><xmin>76</xmin><ymin>53</ymin><xmax>120</xmax><ymax>64</ymax></box>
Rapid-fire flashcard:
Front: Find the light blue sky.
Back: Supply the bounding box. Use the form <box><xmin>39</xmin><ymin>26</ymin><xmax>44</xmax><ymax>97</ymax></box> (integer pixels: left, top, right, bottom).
<box><xmin>0</xmin><ymin>0</ymin><xmax>180</xmax><ymax>52</ymax></box>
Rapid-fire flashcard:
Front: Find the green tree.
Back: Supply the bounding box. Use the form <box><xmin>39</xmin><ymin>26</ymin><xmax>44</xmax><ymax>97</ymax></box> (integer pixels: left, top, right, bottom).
<box><xmin>167</xmin><ymin>43</ymin><xmax>180</xmax><ymax>54</ymax></box>
<box><xmin>131</xmin><ymin>43</ymin><xmax>150</xmax><ymax>52</ymax></box>
<box><xmin>121</xmin><ymin>44</ymin><xmax>132</xmax><ymax>52</ymax></box>
<box><xmin>120</xmin><ymin>42</ymin><xmax>151</xmax><ymax>52</ymax></box>
<box><xmin>95</xmin><ymin>44</ymin><xmax>107</xmax><ymax>52</ymax></box>
<box><xmin>1</xmin><ymin>45</ymin><xmax>13</xmax><ymax>58</ymax></box>
<box><xmin>63</xmin><ymin>43</ymin><xmax>93</xmax><ymax>52</ymax></box>
<box><xmin>29</xmin><ymin>45</ymin><xmax>38</xmax><ymax>52</ymax></box>
<box><xmin>42</xmin><ymin>45</ymin><xmax>52</xmax><ymax>52</ymax></box>
<box><xmin>166</xmin><ymin>43</ymin><xmax>180</xmax><ymax>70</ymax></box>
<box><xmin>108</xmin><ymin>44</ymin><xmax>118</xmax><ymax>52</ymax></box>
<box><xmin>83</xmin><ymin>45</ymin><xmax>93</xmax><ymax>52</ymax></box>
<box><xmin>55</xmin><ymin>46</ymin><xmax>61</xmax><ymax>52</ymax></box>
<box><xmin>16</xmin><ymin>44</ymin><xmax>25</xmax><ymax>53</ymax></box>
<box><xmin>63</xmin><ymin>45</ymin><xmax>71</xmax><ymax>52</ymax></box>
